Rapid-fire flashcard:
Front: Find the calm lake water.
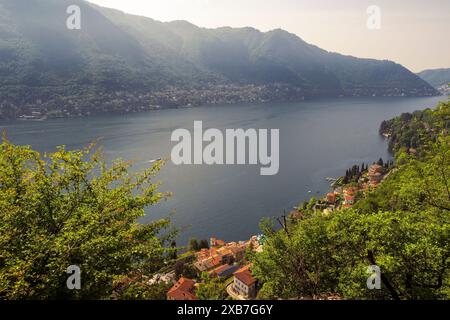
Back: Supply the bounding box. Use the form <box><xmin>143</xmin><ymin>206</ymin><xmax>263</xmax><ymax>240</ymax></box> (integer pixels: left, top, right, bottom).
<box><xmin>1</xmin><ymin>96</ymin><xmax>446</xmax><ymax>244</ymax></box>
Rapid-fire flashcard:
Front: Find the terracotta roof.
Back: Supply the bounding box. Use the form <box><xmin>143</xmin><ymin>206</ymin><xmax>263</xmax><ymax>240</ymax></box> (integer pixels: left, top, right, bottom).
<box><xmin>344</xmin><ymin>187</ymin><xmax>356</xmax><ymax>196</ymax></box>
<box><xmin>168</xmin><ymin>290</ymin><xmax>198</xmax><ymax>300</ymax></box>
<box><xmin>369</xmin><ymin>172</ymin><xmax>382</xmax><ymax>177</ymax></box>
<box><xmin>210</xmin><ymin>264</ymin><xmax>240</xmax><ymax>277</ymax></box>
<box><xmin>368</xmin><ymin>164</ymin><xmax>383</xmax><ymax>175</ymax></box>
<box><xmin>228</xmin><ymin>245</ymin><xmax>246</xmax><ymax>254</ymax></box>
<box><xmin>217</xmin><ymin>248</ymin><xmax>233</xmax><ymax>256</ymax></box>
<box><xmin>167</xmin><ymin>278</ymin><xmax>197</xmax><ymax>300</ymax></box>
<box><xmin>327</xmin><ymin>193</ymin><xmax>336</xmax><ymax>203</ymax></box>
<box><xmin>211</xmin><ymin>256</ymin><xmax>222</xmax><ymax>266</ymax></box>
<box><xmin>197</xmin><ymin>255</ymin><xmax>222</xmax><ymax>270</ymax></box>
<box><xmin>211</xmin><ymin>237</ymin><xmax>226</xmax><ymax>247</ymax></box>
<box><xmin>234</xmin><ymin>269</ymin><xmax>256</xmax><ymax>286</ymax></box>
<box><xmin>212</xmin><ymin>264</ymin><xmax>231</xmax><ymax>274</ymax></box>
<box><xmin>235</xmin><ymin>265</ymin><xmax>251</xmax><ymax>273</ymax></box>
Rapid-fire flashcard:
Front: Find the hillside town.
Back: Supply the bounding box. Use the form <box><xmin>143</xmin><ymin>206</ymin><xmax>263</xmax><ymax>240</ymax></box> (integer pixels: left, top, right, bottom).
<box><xmin>437</xmin><ymin>83</ymin><xmax>450</xmax><ymax>95</ymax></box>
<box><xmin>8</xmin><ymin>82</ymin><xmax>440</xmax><ymax>120</ymax></box>
<box><xmin>165</xmin><ymin>236</ymin><xmax>263</xmax><ymax>300</ymax></box>
<box><xmin>290</xmin><ymin>161</ymin><xmax>393</xmax><ymax>219</ymax></box>
<box><xmin>161</xmin><ymin>159</ymin><xmax>395</xmax><ymax>301</ymax></box>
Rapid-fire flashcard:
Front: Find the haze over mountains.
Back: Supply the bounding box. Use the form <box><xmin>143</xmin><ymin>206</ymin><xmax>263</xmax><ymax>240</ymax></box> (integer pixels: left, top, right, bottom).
<box><xmin>0</xmin><ymin>0</ymin><xmax>439</xmax><ymax>119</ymax></box>
<box><xmin>417</xmin><ymin>68</ymin><xmax>450</xmax><ymax>89</ymax></box>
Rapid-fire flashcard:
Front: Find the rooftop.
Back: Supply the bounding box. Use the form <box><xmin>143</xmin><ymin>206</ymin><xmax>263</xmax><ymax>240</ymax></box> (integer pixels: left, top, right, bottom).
<box><xmin>167</xmin><ymin>277</ymin><xmax>197</xmax><ymax>300</ymax></box>
<box><xmin>234</xmin><ymin>267</ymin><xmax>257</xmax><ymax>286</ymax></box>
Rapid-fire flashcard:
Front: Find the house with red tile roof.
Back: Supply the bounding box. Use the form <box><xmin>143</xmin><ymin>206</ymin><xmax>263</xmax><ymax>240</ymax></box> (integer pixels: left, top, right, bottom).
<box><xmin>223</xmin><ymin>243</ymin><xmax>247</xmax><ymax>262</ymax></box>
<box><xmin>210</xmin><ymin>237</ymin><xmax>226</xmax><ymax>247</ymax></box>
<box><xmin>167</xmin><ymin>277</ymin><xmax>198</xmax><ymax>300</ymax></box>
<box><xmin>327</xmin><ymin>193</ymin><xmax>337</xmax><ymax>204</ymax></box>
<box><xmin>216</xmin><ymin>247</ymin><xmax>235</xmax><ymax>264</ymax></box>
<box><xmin>194</xmin><ymin>240</ymin><xmax>250</xmax><ymax>273</ymax></box>
<box><xmin>194</xmin><ymin>255</ymin><xmax>223</xmax><ymax>273</ymax></box>
<box><xmin>344</xmin><ymin>195</ymin><xmax>355</xmax><ymax>205</ymax></box>
<box><xmin>368</xmin><ymin>164</ymin><xmax>383</xmax><ymax>175</ymax></box>
<box><xmin>343</xmin><ymin>186</ymin><xmax>356</xmax><ymax>197</ymax></box>
<box><xmin>368</xmin><ymin>164</ymin><xmax>384</xmax><ymax>187</ymax></box>
<box><xmin>232</xmin><ymin>266</ymin><xmax>257</xmax><ymax>299</ymax></box>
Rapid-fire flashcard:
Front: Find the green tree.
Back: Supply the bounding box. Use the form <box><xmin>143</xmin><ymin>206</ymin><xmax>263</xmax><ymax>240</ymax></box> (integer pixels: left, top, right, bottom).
<box><xmin>251</xmin><ymin>216</ymin><xmax>338</xmax><ymax>299</ymax></box>
<box><xmin>196</xmin><ymin>273</ymin><xmax>227</xmax><ymax>301</ymax></box>
<box><xmin>199</xmin><ymin>239</ymin><xmax>210</xmax><ymax>250</ymax></box>
<box><xmin>111</xmin><ymin>275</ymin><xmax>172</xmax><ymax>300</ymax></box>
<box><xmin>189</xmin><ymin>238</ymin><xmax>200</xmax><ymax>252</ymax></box>
<box><xmin>0</xmin><ymin>138</ymin><xmax>176</xmax><ymax>299</ymax></box>
<box><xmin>328</xmin><ymin>208</ymin><xmax>450</xmax><ymax>300</ymax></box>
<box><xmin>251</xmin><ymin>131</ymin><xmax>449</xmax><ymax>300</ymax></box>
<box><xmin>174</xmin><ymin>260</ymin><xmax>197</xmax><ymax>280</ymax></box>
<box><xmin>306</xmin><ymin>197</ymin><xmax>317</xmax><ymax>211</ymax></box>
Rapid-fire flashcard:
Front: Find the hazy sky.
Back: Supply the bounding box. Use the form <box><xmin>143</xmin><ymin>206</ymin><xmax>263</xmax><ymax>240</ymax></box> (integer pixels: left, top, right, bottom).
<box><xmin>89</xmin><ymin>0</ymin><xmax>450</xmax><ymax>72</ymax></box>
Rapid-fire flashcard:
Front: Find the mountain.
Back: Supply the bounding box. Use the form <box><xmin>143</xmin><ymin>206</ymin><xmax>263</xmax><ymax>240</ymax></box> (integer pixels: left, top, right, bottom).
<box><xmin>0</xmin><ymin>0</ymin><xmax>439</xmax><ymax>119</ymax></box>
<box><xmin>417</xmin><ymin>68</ymin><xmax>450</xmax><ymax>88</ymax></box>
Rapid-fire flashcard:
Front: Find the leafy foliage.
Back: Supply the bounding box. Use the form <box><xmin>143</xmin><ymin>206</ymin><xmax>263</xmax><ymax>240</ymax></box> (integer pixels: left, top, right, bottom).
<box><xmin>111</xmin><ymin>274</ymin><xmax>172</xmax><ymax>300</ymax></box>
<box><xmin>196</xmin><ymin>272</ymin><xmax>228</xmax><ymax>301</ymax></box>
<box><xmin>251</xmin><ymin>102</ymin><xmax>450</xmax><ymax>300</ymax></box>
<box><xmin>0</xmin><ymin>136</ymin><xmax>176</xmax><ymax>299</ymax></box>
<box><xmin>379</xmin><ymin>102</ymin><xmax>450</xmax><ymax>154</ymax></box>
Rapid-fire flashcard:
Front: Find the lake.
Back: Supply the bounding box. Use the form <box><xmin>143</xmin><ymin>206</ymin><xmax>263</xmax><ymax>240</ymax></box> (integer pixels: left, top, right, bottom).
<box><xmin>1</xmin><ymin>96</ymin><xmax>446</xmax><ymax>244</ymax></box>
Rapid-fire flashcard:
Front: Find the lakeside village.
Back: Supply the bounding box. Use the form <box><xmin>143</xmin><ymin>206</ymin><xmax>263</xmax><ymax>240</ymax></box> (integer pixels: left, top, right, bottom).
<box><xmin>152</xmin><ymin>159</ymin><xmax>394</xmax><ymax>301</ymax></box>
<box><xmin>12</xmin><ymin>83</ymin><xmax>439</xmax><ymax>121</ymax></box>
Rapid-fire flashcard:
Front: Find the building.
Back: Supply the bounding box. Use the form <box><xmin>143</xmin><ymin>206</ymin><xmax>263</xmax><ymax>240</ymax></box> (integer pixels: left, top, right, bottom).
<box><xmin>250</xmin><ymin>235</ymin><xmax>264</xmax><ymax>253</ymax></box>
<box><xmin>194</xmin><ymin>240</ymin><xmax>250</xmax><ymax>273</ymax></box>
<box><xmin>148</xmin><ymin>272</ymin><xmax>175</xmax><ymax>286</ymax></box>
<box><xmin>233</xmin><ymin>266</ymin><xmax>257</xmax><ymax>299</ymax></box>
<box><xmin>343</xmin><ymin>186</ymin><xmax>356</xmax><ymax>197</ymax></box>
<box><xmin>226</xmin><ymin>243</ymin><xmax>248</xmax><ymax>262</ymax></box>
<box><xmin>167</xmin><ymin>277</ymin><xmax>198</xmax><ymax>300</ymax></box>
<box><xmin>194</xmin><ymin>255</ymin><xmax>222</xmax><ymax>273</ymax></box>
<box><xmin>368</xmin><ymin>164</ymin><xmax>384</xmax><ymax>186</ymax></box>
<box><xmin>216</xmin><ymin>247</ymin><xmax>235</xmax><ymax>264</ymax></box>
<box><xmin>344</xmin><ymin>195</ymin><xmax>355</xmax><ymax>205</ymax></box>
<box><xmin>326</xmin><ymin>193</ymin><xmax>337</xmax><ymax>204</ymax></box>
<box><xmin>210</xmin><ymin>237</ymin><xmax>226</xmax><ymax>247</ymax></box>
<box><xmin>210</xmin><ymin>264</ymin><xmax>240</xmax><ymax>278</ymax></box>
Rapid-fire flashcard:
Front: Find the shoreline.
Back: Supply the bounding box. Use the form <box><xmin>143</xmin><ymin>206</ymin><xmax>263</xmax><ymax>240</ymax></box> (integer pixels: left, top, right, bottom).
<box><xmin>2</xmin><ymin>92</ymin><xmax>442</xmax><ymax>122</ymax></box>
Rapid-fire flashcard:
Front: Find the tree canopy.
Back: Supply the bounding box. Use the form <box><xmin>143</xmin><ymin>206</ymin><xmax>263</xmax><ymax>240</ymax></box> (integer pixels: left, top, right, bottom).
<box><xmin>251</xmin><ymin>102</ymin><xmax>450</xmax><ymax>300</ymax></box>
<box><xmin>0</xmin><ymin>136</ymin><xmax>176</xmax><ymax>299</ymax></box>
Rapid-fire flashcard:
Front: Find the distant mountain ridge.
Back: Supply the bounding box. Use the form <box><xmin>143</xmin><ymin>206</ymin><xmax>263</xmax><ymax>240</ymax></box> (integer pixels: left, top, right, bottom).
<box><xmin>0</xmin><ymin>0</ymin><xmax>439</xmax><ymax>119</ymax></box>
<box><xmin>417</xmin><ymin>68</ymin><xmax>450</xmax><ymax>88</ymax></box>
